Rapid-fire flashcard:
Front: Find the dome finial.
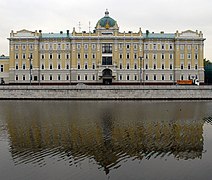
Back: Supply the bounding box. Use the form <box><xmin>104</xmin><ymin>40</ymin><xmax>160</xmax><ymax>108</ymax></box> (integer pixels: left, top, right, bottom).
<box><xmin>105</xmin><ymin>9</ymin><xmax>109</xmax><ymax>17</ymax></box>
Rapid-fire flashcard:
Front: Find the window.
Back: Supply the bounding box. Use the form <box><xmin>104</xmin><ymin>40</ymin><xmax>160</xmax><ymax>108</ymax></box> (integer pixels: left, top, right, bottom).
<box><xmin>22</xmin><ymin>44</ymin><xmax>26</xmax><ymax>50</ymax></box>
<box><xmin>161</xmin><ymin>44</ymin><xmax>165</xmax><ymax>50</ymax></box>
<box><xmin>187</xmin><ymin>53</ymin><xmax>191</xmax><ymax>59</ymax></box>
<box><xmin>162</xmin><ymin>75</ymin><xmax>165</xmax><ymax>81</ymax></box>
<box><xmin>84</xmin><ymin>54</ymin><xmax>88</xmax><ymax>59</ymax></box>
<box><xmin>92</xmin><ymin>44</ymin><xmax>96</xmax><ymax>50</ymax></box>
<box><xmin>134</xmin><ymin>75</ymin><xmax>137</xmax><ymax>81</ymax></box>
<box><xmin>195</xmin><ymin>54</ymin><xmax>198</xmax><ymax>60</ymax></box>
<box><xmin>170</xmin><ymin>64</ymin><xmax>173</xmax><ymax>70</ymax></box>
<box><xmin>180</xmin><ymin>45</ymin><xmax>184</xmax><ymax>50</ymax></box>
<box><xmin>134</xmin><ymin>64</ymin><xmax>137</xmax><ymax>69</ymax></box>
<box><xmin>16</xmin><ymin>75</ymin><xmax>18</xmax><ymax>81</ymax></box>
<box><xmin>145</xmin><ymin>64</ymin><xmax>148</xmax><ymax>69</ymax></box>
<box><xmin>120</xmin><ymin>54</ymin><xmax>123</xmax><ymax>59</ymax></box>
<box><xmin>78</xmin><ymin>64</ymin><xmax>80</xmax><ymax>69</ymax></box>
<box><xmin>153</xmin><ymin>54</ymin><xmax>157</xmax><ymax>60</ymax></box>
<box><xmin>195</xmin><ymin>45</ymin><xmax>198</xmax><ymax>50</ymax></box>
<box><xmin>181</xmin><ymin>64</ymin><xmax>184</xmax><ymax>70</ymax></box>
<box><xmin>78</xmin><ymin>53</ymin><xmax>81</xmax><ymax>59</ymax></box>
<box><xmin>84</xmin><ymin>44</ymin><xmax>88</xmax><ymax>50</ymax></box>
<box><xmin>134</xmin><ymin>53</ymin><xmax>137</xmax><ymax>59</ymax></box>
<box><xmin>145</xmin><ymin>44</ymin><xmax>148</xmax><ymax>50</ymax></box>
<box><xmin>66</xmin><ymin>54</ymin><xmax>69</xmax><ymax>59</ymax></box>
<box><xmin>16</xmin><ymin>64</ymin><xmax>18</xmax><ymax>70</ymax></box>
<box><xmin>58</xmin><ymin>54</ymin><xmax>61</xmax><ymax>59</ymax></box>
<box><xmin>120</xmin><ymin>63</ymin><xmax>122</xmax><ymax>69</ymax></box>
<box><xmin>161</xmin><ymin>54</ymin><xmax>165</xmax><ymax>59</ymax></box>
<box><xmin>102</xmin><ymin>57</ymin><xmax>112</xmax><ymax>65</ymax></box>
<box><xmin>15</xmin><ymin>45</ymin><xmax>19</xmax><ymax>50</ymax></box>
<box><xmin>85</xmin><ymin>64</ymin><xmax>88</xmax><ymax>69</ymax></box>
<box><xmin>180</xmin><ymin>53</ymin><xmax>184</xmax><ymax>60</ymax></box>
<box><xmin>58</xmin><ymin>75</ymin><xmax>61</xmax><ymax>81</ymax></box>
<box><xmin>187</xmin><ymin>45</ymin><xmax>191</xmax><ymax>50</ymax></box>
<box><xmin>162</xmin><ymin>64</ymin><xmax>164</xmax><ymax>69</ymax></box>
<box><xmin>134</xmin><ymin>44</ymin><xmax>137</xmax><ymax>50</ymax></box>
<box><xmin>154</xmin><ymin>75</ymin><xmax>157</xmax><ymax>81</ymax></box>
<box><xmin>188</xmin><ymin>64</ymin><xmax>191</xmax><ymax>69</ymax></box>
<box><xmin>119</xmin><ymin>75</ymin><xmax>122</xmax><ymax>80</ymax></box>
<box><xmin>85</xmin><ymin>75</ymin><xmax>88</xmax><ymax>80</ymax></box>
<box><xmin>49</xmin><ymin>54</ymin><xmax>53</xmax><ymax>59</ymax></box>
<box><xmin>22</xmin><ymin>53</ymin><xmax>26</xmax><ymax>59</ymax></box>
<box><xmin>29</xmin><ymin>44</ymin><xmax>33</xmax><ymax>50</ymax></box>
<box><xmin>77</xmin><ymin>44</ymin><xmax>81</xmax><ymax>49</ymax></box>
<box><xmin>181</xmin><ymin>75</ymin><xmax>184</xmax><ymax>80</ymax></box>
<box><xmin>41</xmin><ymin>64</ymin><xmax>44</xmax><ymax>70</ymax></box>
<box><xmin>170</xmin><ymin>74</ymin><xmax>173</xmax><ymax>81</ymax></box>
<box><xmin>78</xmin><ymin>75</ymin><xmax>80</xmax><ymax>80</ymax></box>
<box><xmin>0</xmin><ymin>65</ymin><xmax>3</xmax><ymax>72</ymax></box>
<box><xmin>66</xmin><ymin>75</ymin><xmax>69</xmax><ymax>81</ymax></box>
<box><xmin>58</xmin><ymin>64</ymin><xmax>61</xmax><ymax>70</ymax></box>
<box><xmin>119</xmin><ymin>43</ymin><xmax>123</xmax><ymax>49</ymax></box>
<box><xmin>22</xmin><ymin>75</ymin><xmax>25</xmax><ymax>81</ymax></box>
<box><xmin>153</xmin><ymin>44</ymin><xmax>157</xmax><ymax>50</ymax></box>
<box><xmin>22</xmin><ymin>64</ymin><xmax>26</xmax><ymax>70</ymax></box>
<box><xmin>170</xmin><ymin>44</ymin><xmax>173</xmax><ymax>50</ymax></box>
<box><xmin>195</xmin><ymin>64</ymin><xmax>198</xmax><ymax>70</ymax></box>
<box><xmin>66</xmin><ymin>64</ymin><xmax>69</xmax><ymax>69</ymax></box>
<box><xmin>145</xmin><ymin>54</ymin><xmax>148</xmax><ymax>59</ymax></box>
<box><xmin>58</xmin><ymin>44</ymin><xmax>61</xmax><ymax>50</ymax></box>
<box><xmin>15</xmin><ymin>54</ymin><xmax>19</xmax><ymax>59</ymax></box>
<box><xmin>41</xmin><ymin>54</ymin><xmax>45</xmax><ymax>59</ymax></box>
<box><xmin>92</xmin><ymin>54</ymin><xmax>95</xmax><ymax>59</ymax></box>
<box><xmin>145</xmin><ymin>74</ymin><xmax>148</xmax><ymax>81</ymax></box>
<box><xmin>127</xmin><ymin>63</ymin><xmax>130</xmax><ymax>69</ymax></box>
<box><xmin>102</xmin><ymin>44</ymin><xmax>112</xmax><ymax>53</ymax></box>
<box><xmin>50</xmin><ymin>75</ymin><xmax>53</xmax><ymax>81</ymax></box>
<box><xmin>126</xmin><ymin>44</ymin><xmax>130</xmax><ymax>49</ymax></box>
<box><xmin>92</xmin><ymin>64</ymin><xmax>95</xmax><ymax>69</ymax></box>
<box><xmin>154</xmin><ymin>64</ymin><xmax>156</xmax><ymax>69</ymax></box>
<box><xmin>50</xmin><ymin>64</ymin><xmax>53</xmax><ymax>69</ymax></box>
<box><xmin>66</xmin><ymin>43</ymin><xmax>70</xmax><ymax>50</ymax></box>
<box><xmin>170</xmin><ymin>54</ymin><xmax>173</xmax><ymax>59</ymax></box>
<box><xmin>93</xmin><ymin>75</ymin><xmax>95</xmax><ymax>81</ymax></box>
<box><xmin>127</xmin><ymin>53</ymin><xmax>130</xmax><ymax>59</ymax></box>
<box><xmin>41</xmin><ymin>75</ymin><xmax>44</xmax><ymax>81</ymax></box>
<box><xmin>127</xmin><ymin>75</ymin><xmax>130</xmax><ymax>81</ymax></box>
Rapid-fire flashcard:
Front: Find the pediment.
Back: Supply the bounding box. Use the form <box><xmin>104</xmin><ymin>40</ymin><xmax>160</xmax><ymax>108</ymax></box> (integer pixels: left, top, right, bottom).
<box><xmin>179</xmin><ymin>30</ymin><xmax>199</xmax><ymax>38</ymax></box>
<box><xmin>14</xmin><ymin>29</ymin><xmax>35</xmax><ymax>37</ymax></box>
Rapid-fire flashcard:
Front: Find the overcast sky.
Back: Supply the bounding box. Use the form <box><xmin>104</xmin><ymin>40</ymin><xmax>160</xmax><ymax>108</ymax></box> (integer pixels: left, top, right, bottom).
<box><xmin>0</xmin><ymin>0</ymin><xmax>212</xmax><ymax>60</ymax></box>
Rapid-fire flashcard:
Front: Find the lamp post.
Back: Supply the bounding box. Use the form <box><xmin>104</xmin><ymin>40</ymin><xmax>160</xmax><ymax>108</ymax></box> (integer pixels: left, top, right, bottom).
<box><xmin>139</xmin><ymin>56</ymin><xmax>143</xmax><ymax>85</ymax></box>
<box><xmin>28</xmin><ymin>57</ymin><xmax>32</xmax><ymax>85</ymax></box>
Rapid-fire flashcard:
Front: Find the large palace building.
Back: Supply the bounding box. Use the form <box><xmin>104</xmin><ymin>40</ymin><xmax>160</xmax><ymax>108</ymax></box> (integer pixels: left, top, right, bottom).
<box><xmin>0</xmin><ymin>10</ymin><xmax>206</xmax><ymax>85</ymax></box>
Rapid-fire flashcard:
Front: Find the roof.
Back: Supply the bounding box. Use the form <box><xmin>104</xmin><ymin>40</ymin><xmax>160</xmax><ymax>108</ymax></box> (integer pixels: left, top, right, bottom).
<box><xmin>96</xmin><ymin>10</ymin><xmax>117</xmax><ymax>29</ymax></box>
<box><xmin>0</xmin><ymin>56</ymin><xmax>9</xmax><ymax>60</ymax></box>
<box><xmin>143</xmin><ymin>33</ymin><xmax>175</xmax><ymax>39</ymax></box>
<box><xmin>41</xmin><ymin>33</ymin><xmax>70</xmax><ymax>38</ymax></box>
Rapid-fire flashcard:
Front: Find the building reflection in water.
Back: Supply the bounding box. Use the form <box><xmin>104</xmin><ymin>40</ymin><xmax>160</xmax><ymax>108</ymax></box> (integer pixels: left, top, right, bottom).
<box><xmin>4</xmin><ymin>101</ymin><xmax>204</xmax><ymax>174</ymax></box>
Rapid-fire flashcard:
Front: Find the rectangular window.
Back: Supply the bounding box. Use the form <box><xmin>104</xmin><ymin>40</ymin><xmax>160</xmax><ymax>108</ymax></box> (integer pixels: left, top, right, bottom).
<box><xmin>145</xmin><ymin>44</ymin><xmax>148</xmax><ymax>50</ymax></box>
<box><xmin>170</xmin><ymin>74</ymin><xmax>173</xmax><ymax>81</ymax></box>
<box><xmin>119</xmin><ymin>74</ymin><xmax>122</xmax><ymax>80</ymax></box>
<box><xmin>58</xmin><ymin>75</ymin><xmax>61</xmax><ymax>81</ymax></box>
<box><xmin>154</xmin><ymin>75</ymin><xmax>157</xmax><ymax>81</ymax></box>
<box><xmin>134</xmin><ymin>64</ymin><xmax>137</xmax><ymax>69</ymax></box>
<box><xmin>41</xmin><ymin>64</ymin><xmax>44</xmax><ymax>70</ymax></box>
<box><xmin>162</xmin><ymin>64</ymin><xmax>164</xmax><ymax>69</ymax></box>
<box><xmin>153</xmin><ymin>54</ymin><xmax>157</xmax><ymax>60</ymax></box>
<box><xmin>127</xmin><ymin>63</ymin><xmax>130</xmax><ymax>69</ymax></box>
<box><xmin>120</xmin><ymin>54</ymin><xmax>123</xmax><ymax>59</ymax></box>
<box><xmin>22</xmin><ymin>63</ymin><xmax>26</xmax><ymax>70</ymax></box>
<box><xmin>170</xmin><ymin>64</ymin><xmax>173</xmax><ymax>70</ymax></box>
<box><xmin>169</xmin><ymin>54</ymin><xmax>173</xmax><ymax>59</ymax></box>
<box><xmin>58</xmin><ymin>54</ymin><xmax>61</xmax><ymax>59</ymax></box>
<box><xmin>50</xmin><ymin>75</ymin><xmax>53</xmax><ymax>81</ymax></box>
<box><xmin>180</xmin><ymin>45</ymin><xmax>184</xmax><ymax>50</ymax></box>
<box><xmin>153</xmin><ymin>44</ymin><xmax>157</xmax><ymax>50</ymax></box>
<box><xmin>15</xmin><ymin>45</ymin><xmax>19</xmax><ymax>50</ymax></box>
<box><xmin>16</xmin><ymin>64</ymin><xmax>18</xmax><ymax>70</ymax></box>
<box><xmin>50</xmin><ymin>64</ymin><xmax>53</xmax><ymax>69</ymax></box>
<box><xmin>127</xmin><ymin>75</ymin><xmax>130</xmax><ymax>81</ymax></box>
<box><xmin>187</xmin><ymin>45</ymin><xmax>191</xmax><ymax>50</ymax></box>
<box><xmin>127</xmin><ymin>53</ymin><xmax>130</xmax><ymax>59</ymax></box>
<box><xmin>78</xmin><ymin>53</ymin><xmax>80</xmax><ymax>59</ymax></box>
<box><xmin>77</xmin><ymin>44</ymin><xmax>81</xmax><ymax>49</ymax></box>
<box><xmin>195</xmin><ymin>64</ymin><xmax>198</xmax><ymax>70</ymax></box>
<box><xmin>145</xmin><ymin>74</ymin><xmax>148</xmax><ymax>81</ymax></box>
<box><xmin>0</xmin><ymin>65</ymin><xmax>3</xmax><ymax>72</ymax></box>
<box><xmin>102</xmin><ymin>57</ymin><xmax>112</xmax><ymax>65</ymax></box>
<box><xmin>84</xmin><ymin>54</ymin><xmax>88</xmax><ymax>59</ymax></box>
<box><xmin>134</xmin><ymin>53</ymin><xmax>137</xmax><ymax>59</ymax></box>
<box><xmin>188</xmin><ymin>64</ymin><xmax>191</xmax><ymax>69</ymax></box>
<box><xmin>23</xmin><ymin>75</ymin><xmax>25</xmax><ymax>81</ymax></box>
<box><xmin>119</xmin><ymin>43</ymin><xmax>123</xmax><ymax>49</ymax></box>
<box><xmin>66</xmin><ymin>75</ymin><xmax>69</xmax><ymax>81</ymax></box>
<box><xmin>29</xmin><ymin>44</ymin><xmax>33</xmax><ymax>50</ymax></box>
<box><xmin>126</xmin><ymin>44</ymin><xmax>130</xmax><ymax>49</ymax></box>
<box><xmin>161</xmin><ymin>44</ymin><xmax>165</xmax><ymax>50</ymax></box>
<box><xmin>85</xmin><ymin>63</ymin><xmax>88</xmax><ymax>69</ymax></box>
<box><xmin>169</xmin><ymin>44</ymin><xmax>173</xmax><ymax>50</ymax></box>
<box><xmin>134</xmin><ymin>75</ymin><xmax>137</xmax><ymax>81</ymax></box>
<box><xmin>78</xmin><ymin>75</ymin><xmax>80</xmax><ymax>81</ymax></box>
<box><xmin>180</xmin><ymin>53</ymin><xmax>184</xmax><ymax>60</ymax></box>
<box><xmin>154</xmin><ymin>64</ymin><xmax>156</xmax><ymax>69</ymax></box>
<box><xmin>42</xmin><ymin>75</ymin><xmax>44</xmax><ymax>81</ymax></box>
<box><xmin>92</xmin><ymin>54</ymin><xmax>96</xmax><ymax>59</ymax></box>
<box><xmin>84</xmin><ymin>44</ymin><xmax>88</xmax><ymax>50</ymax></box>
<box><xmin>92</xmin><ymin>64</ymin><xmax>95</xmax><ymax>69</ymax></box>
<box><xmin>92</xmin><ymin>44</ymin><xmax>96</xmax><ymax>50</ymax></box>
<box><xmin>93</xmin><ymin>75</ymin><xmax>95</xmax><ymax>81</ymax></box>
<box><xmin>49</xmin><ymin>54</ymin><xmax>53</xmax><ymax>59</ymax></box>
<box><xmin>161</xmin><ymin>54</ymin><xmax>165</xmax><ymax>59</ymax></box>
<box><xmin>41</xmin><ymin>54</ymin><xmax>45</xmax><ymax>59</ymax></box>
<box><xmin>66</xmin><ymin>54</ymin><xmax>69</xmax><ymax>59</ymax></box>
<box><xmin>195</xmin><ymin>54</ymin><xmax>198</xmax><ymax>60</ymax></box>
<box><xmin>120</xmin><ymin>63</ymin><xmax>122</xmax><ymax>69</ymax></box>
<box><xmin>22</xmin><ymin>44</ymin><xmax>26</xmax><ymax>50</ymax></box>
<box><xmin>58</xmin><ymin>64</ymin><xmax>61</xmax><ymax>70</ymax></box>
<box><xmin>78</xmin><ymin>64</ymin><xmax>80</xmax><ymax>69</ymax></box>
<box><xmin>85</xmin><ymin>75</ymin><xmax>88</xmax><ymax>81</ymax></box>
<box><xmin>162</xmin><ymin>75</ymin><xmax>165</xmax><ymax>81</ymax></box>
<box><xmin>22</xmin><ymin>53</ymin><xmax>26</xmax><ymax>59</ymax></box>
<box><xmin>16</xmin><ymin>75</ymin><xmax>18</xmax><ymax>81</ymax></box>
<box><xmin>102</xmin><ymin>44</ymin><xmax>112</xmax><ymax>53</ymax></box>
<box><xmin>15</xmin><ymin>54</ymin><xmax>19</xmax><ymax>59</ymax></box>
<box><xmin>134</xmin><ymin>44</ymin><xmax>137</xmax><ymax>50</ymax></box>
<box><xmin>145</xmin><ymin>64</ymin><xmax>148</xmax><ymax>69</ymax></box>
<box><xmin>187</xmin><ymin>53</ymin><xmax>191</xmax><ymax>59</ymax></box>
<box><xmin>181</xmin><ymin>64</ymin><xmax>184</xmax><ymax>70</ymax></box>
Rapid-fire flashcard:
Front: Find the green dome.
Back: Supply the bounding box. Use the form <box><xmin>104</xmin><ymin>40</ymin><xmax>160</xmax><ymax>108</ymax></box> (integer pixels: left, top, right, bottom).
<box><xmin>96</xmin><ymin>10</ymin><xmax>117</xmax><ymax>29</ymax></box>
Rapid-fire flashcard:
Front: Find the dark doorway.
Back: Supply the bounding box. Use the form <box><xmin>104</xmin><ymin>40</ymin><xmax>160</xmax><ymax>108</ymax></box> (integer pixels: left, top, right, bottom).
<box><xmin>102</xmin><ymin>69</ymin><xmax>112</xmax><ymax>85</ymax></box>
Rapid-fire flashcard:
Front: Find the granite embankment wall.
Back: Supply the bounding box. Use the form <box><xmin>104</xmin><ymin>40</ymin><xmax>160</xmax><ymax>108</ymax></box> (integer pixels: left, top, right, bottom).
<box><xmin>0</xmin><ymin>85</ymin><xmax>212</xmax><ymax>100</ymax></box>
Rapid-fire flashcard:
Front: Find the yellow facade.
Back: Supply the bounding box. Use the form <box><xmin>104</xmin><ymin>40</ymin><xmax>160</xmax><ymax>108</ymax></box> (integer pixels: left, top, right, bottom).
<box><xmin>0</xmin><ymin>55</ymin><xmax>9</xmax><ymax>84</ymax></box>
<box><xmin>6</xmin><ymin>10</ymin><xmax>205</xmax><ymax>85</ymax></box>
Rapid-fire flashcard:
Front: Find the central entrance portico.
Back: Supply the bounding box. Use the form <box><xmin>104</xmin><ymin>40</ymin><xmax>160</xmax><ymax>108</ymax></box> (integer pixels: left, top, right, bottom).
<box><xmin>102</xmin><ymin>69</ymin><xmax>112</xmax><ymax>85</ymax></box>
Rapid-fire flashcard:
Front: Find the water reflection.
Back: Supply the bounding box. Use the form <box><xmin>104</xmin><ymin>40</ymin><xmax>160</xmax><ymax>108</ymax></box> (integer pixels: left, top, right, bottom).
<box><xmin>0</xmin><ymin>101</ymin><xmax>207</xmax><ymax>174</ymax></box>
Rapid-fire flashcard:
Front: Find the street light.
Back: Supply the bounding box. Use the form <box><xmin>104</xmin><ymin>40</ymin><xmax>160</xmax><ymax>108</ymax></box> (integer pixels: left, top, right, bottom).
<box><xmin>28</xmin><ymin>57</ymin><xmax>32</xmax><ymax>85</ymax></box>
<box><xmin>139</xmin><ymin>56</ymin><xmax>143</xmax><ymax>85</ymax></box>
